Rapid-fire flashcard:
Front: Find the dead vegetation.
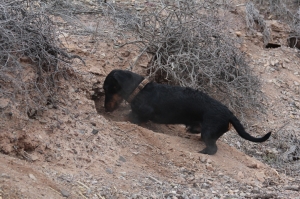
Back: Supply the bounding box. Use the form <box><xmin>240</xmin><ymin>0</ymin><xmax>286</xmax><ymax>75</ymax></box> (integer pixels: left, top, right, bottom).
<box><xmin>111</xmin><ymin>0</ymin><xmax>264</xmax><ymax>120</ymax></box>
<box><xmin>245</xmin><ymin>2</ymin><xmax>271</xmax><ymax>46</ymax></box>
<box><xmin>0</xmin><ymin>0</ymin><xmax>83</xmax><ymax>117</ymax></box>
<box><xmin>249</xmin><ymin>0</ymin><xmax>300</xmax><ymax>47</ymax></box>
<box><xmin>0</xmin><ymin>0</ymin><xmax>299</xmax><ymax>189</ymax></box>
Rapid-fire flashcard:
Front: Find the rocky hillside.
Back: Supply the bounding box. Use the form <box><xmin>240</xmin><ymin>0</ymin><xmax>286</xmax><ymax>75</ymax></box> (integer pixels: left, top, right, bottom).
<box><xmin>0</xmin><ymin>0</ymin><xmax>299</xmax><ymax>198</ymax></box>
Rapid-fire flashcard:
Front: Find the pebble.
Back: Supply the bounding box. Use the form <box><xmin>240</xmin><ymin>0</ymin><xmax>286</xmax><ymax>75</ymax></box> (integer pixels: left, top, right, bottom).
<box><xmin>106</xmin><ymin>168</ymin><xmax>113</xmax><ymax>174</ymax></box>
<box><xmin>235</xmin><ymin>31</ymin><xmax>242</xmax><ymax>37</ymax></box>
<box><xmin>237</xmin><ymin>171</ymin><xmax>244</xmax><ymax>179</ymax></box>
<box><xmin>121</xmin><ymin>51</ymin><xmax>130</xmax><ymax>57</ymax></box>
<box><xmin>1</xmin><ymin>173</ymin><xmax>10</xmax><ymax>179</ymax></box>
<box><xmin>60</xmin><ymin>189</ymin><xmax>70</xmax><ymax>198</ymax></box>
<box><xmin>31</xmin><ymin>155</ymin><xmax>39</xmax><ymax>161</ymax></box>
<box><xmin>29</xmin><ymin>173</ymin><xmax>37</xmax><ymax>181</ymax></box>
<box><xmin>199</xmin><ymin>156</ymin><xmax>207</xmax><ymax>163</ymax></box>
<box><xmin>206</xmin><ymin>163</ymin><xmax>214</xmax><ymax>171</ymax></box>
<box><xmin>79</xmin><ymin>129</ymin><xmax>85</xmax><ymax>134</ymax></box>
<box><xmin>119</xmin><ymin>156</ymin><xmax>127</xmax><ymax>162</ymax></box>
<box><xmin>91</xmin><ymin>129</ymin><xmax>99</xmax><ymax>135</ymax></box>
<box><xmin>202</xmin><ymin>183</ymin><xmax>210</xmax><ymax>189</ymax></box>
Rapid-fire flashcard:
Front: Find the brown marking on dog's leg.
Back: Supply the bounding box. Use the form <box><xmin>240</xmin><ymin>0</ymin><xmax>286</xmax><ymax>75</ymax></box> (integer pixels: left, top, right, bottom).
<box><xmin>228</xmin><ymin>123</ymin><xmax>232</xmax><ymax>131</ymax></box>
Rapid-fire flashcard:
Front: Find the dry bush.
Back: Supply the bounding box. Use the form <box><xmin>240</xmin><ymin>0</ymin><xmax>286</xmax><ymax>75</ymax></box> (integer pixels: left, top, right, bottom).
<box><xmin>250</xmin><ymin>0</ymin><xmax>300</xmax><ymax>41</ymax></box>
<box><xmin>112</xmin><ymin>0</ymin><xmax>263</xmax><ymax>120</ymax></box>
<box><xmin>257</xmin><ymin>128</ymin><xmax>299</xmax><ymax>178</ymax></box>
<box><xmin>245</xmin><ymin>2</ymin><xmax>271</xmax><ymax>46</ymax></box>
<box><xmin>0</xmin><ymin>0</ymin><xmax>82</xmax><ymax>118</ymax></box>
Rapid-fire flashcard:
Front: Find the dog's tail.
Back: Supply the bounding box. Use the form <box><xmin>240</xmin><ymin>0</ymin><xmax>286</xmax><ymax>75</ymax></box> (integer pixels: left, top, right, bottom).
<box><xmin>229</xmin><ymin>116</ymin><xmax>271</xmax><ymax>142</ymax></box>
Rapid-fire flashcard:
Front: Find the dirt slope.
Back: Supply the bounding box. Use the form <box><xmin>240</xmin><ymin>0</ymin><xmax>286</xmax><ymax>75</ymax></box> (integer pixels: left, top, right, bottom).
<box><xmin>0</xmin><ymin>2</ymin><xmax>300</xmax><ymax>199</ymax></box>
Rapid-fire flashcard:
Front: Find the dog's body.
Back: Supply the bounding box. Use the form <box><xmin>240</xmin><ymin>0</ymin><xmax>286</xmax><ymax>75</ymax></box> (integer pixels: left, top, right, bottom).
<box><xmin>104</xmin><ymin>70</ymin><xmax>271</xmax><ymax>155</ymax></box>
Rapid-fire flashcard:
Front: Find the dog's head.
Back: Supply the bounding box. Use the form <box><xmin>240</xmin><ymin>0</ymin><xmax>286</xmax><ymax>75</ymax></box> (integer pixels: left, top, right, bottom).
<box><xmin>103</xmin><ymin>70</ymin><xmax>143</xmax><ymax>112</ymax></box>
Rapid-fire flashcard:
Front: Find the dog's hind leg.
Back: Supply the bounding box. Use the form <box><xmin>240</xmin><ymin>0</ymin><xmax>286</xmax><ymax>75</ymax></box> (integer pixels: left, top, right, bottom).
<box><xmin>198</xmin><ymin>124</ymin><xmax>221</xmax><ymax>155</ymax></box>
<box><xmin>199</xmin><ymin>134</ymin><xmax>218</xmax><ymax>155</ymax></box>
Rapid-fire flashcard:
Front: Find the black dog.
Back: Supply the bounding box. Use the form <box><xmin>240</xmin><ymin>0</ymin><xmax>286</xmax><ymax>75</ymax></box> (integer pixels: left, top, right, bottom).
<box><xmin>103</xmin><ymin>69</ymin><xmax>271</xmax><ymax>155</ymax></box>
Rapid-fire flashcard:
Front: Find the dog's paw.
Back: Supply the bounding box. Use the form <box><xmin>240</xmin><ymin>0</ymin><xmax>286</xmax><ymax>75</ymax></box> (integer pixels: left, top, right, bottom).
<box><xmin>199</xmin><ymin>147</ymin><xmax>217</xmax><ymax>155</ymax></box>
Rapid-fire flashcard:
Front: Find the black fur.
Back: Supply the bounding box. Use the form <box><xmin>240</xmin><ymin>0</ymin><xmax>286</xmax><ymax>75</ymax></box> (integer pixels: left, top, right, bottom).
<box><xmin>103</xmin><ymin>70</ymin><xmax>271</xmax><ymax>155</ymax></box>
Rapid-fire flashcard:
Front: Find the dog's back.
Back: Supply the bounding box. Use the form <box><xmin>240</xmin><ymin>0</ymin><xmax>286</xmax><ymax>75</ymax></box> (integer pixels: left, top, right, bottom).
<box><xmin>131</xmin><ymin>82</ymin><xmax>231</xmax><ymax>125</ymax></box>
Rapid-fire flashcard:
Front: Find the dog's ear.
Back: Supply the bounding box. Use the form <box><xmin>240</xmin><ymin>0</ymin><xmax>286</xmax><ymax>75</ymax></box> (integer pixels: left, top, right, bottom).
<box><xmin>112</xmin><ymin>70</ymin><xmax>139</xmax><ymax>97</ymax></box>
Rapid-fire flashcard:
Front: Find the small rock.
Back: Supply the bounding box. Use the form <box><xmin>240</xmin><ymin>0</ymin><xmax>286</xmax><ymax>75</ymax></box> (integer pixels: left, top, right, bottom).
<box><xmin>29</xmin><ymin>173</ymin><xmax>37</xmax><ymax>181</ymax></box>
<box><xmin>132</xmin><ymin>56</ymin><xmax>138</xmax><ymax>63</ymax></box>
<box><xmin>256</xmin><ymin>32</ymin><xmax>263</xmax><ymax>37</ymax></box>
<box><xmin>82</xmin><ymin>49</ymin><xmax>89</xmax><ymax>56</ymax></box>
<box><xmin>199</xmin><ymin>156</ymin><xmax>207</xmax><ymax>163</ymax></box>
<box><xmin>1</xmin><ymin>173</ymin><xmax>10</xmax><ymax>179</ymax></box>
<box><xmin>0</xmin><ymin>98</ymin><xmax>9</xmax><ymax>109</ymax></box>
<box><xmin>270</xmin><ymin>20</ymin><xmax>285</xmax><ymax>32</ymax></box>
<box><xmin>121</xmin><ymin>51</ymin><xmax>130</xmax><ymax>57</ymax></box>
<box><xmin>237</xmin><ymin>171</ymin><xmax>244</xmax><ymax>179</ymax></box>
<box><xmin>139</xmin><ymin>64</ymin><xmax>148</xmax><ymax>68</ymax></box>
<box><xmin>294</xmin><ymin>81</ymin><xmax>299</xmax><ymax>86</ymax></box>
<box><xmin>247</xmin><ymin>162</ymin><xmax>260</xmax><ymax>169</ymax></box>
<box><xmin>270</xmin><ymin>60</ymin><xmax>278</xmax><ymax>66</ymax></box>
<box><xmin>79</xmin><ymin>129</ymin><xmax>85</xmax><ymax>134</ymax></box>
<box><xmin>119</xmin><ymin>156</ymin><xmax>126</xmax><ymax>162</ymax></box>
<box><xmin>255</xmin><ymin>171</ymin><xmax>265</xmax><ymax>182</ymax></box>
<box><xmin>282</xmin><ymin>62</ymin><xmax>287</xmax><ymax>68</ymax></box>
<box><xmin>106</xmin><ymin>168</ymin><xmax>113</xmax><ymax>174</ymax></box>
<box><xmin>135</xmin><ymin>7</ymin><xmax>144</xmax><ymax>11</ymax></box>
<box><xmin>91</xmin><ymin>129</ymin><xmax>99</xmax><ymax>135</ymax></box>
<box><xmin>201</xmin><ymin>183</ymin><xmax>210</xmax><ymax>189</ymax></box>
<box><xmin>206</xmin><ymin>163</ymin><xmax>214</xmax><ymax>171</ymax></box>
<box><xmin>235</xmin><ymin>31</ymin><xmax>242</xmax><ymax>37</ymax></box>
<box><xmin>60</xmin><ymin>189</ymin><xmax>70</xmax><ymax>198</ymax></box>
<box><xmin>31</xmin><ymin>155</ymin><xmax>39</xmax><ymax>161</ymax></box>
<box><xmin>39</xmin><ymin>119</ymin><xmax>47</xmax><ymax>124</ymax></box>
<box><xmin>251</xmin><ymin>187</ymin><xmax>260</xmax><ymax>193</ymax></box>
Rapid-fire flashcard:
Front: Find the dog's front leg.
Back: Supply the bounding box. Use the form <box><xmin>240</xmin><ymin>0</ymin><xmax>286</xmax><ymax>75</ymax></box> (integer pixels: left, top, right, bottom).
<box><xmin>127</xmin><ymin>111</ymin><xmax>143</xmax><ymax>124</ymax></box>
<box><xmin>129</xmin><ymin>104</ymin><xmax>154</xmax><ymax>124</ymax></box>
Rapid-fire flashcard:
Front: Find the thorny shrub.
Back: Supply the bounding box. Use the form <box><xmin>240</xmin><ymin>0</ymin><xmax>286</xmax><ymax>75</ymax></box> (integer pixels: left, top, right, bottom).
<box><xmin>112</xmin><ymin>0</ymin><xmax>263</xmax><ymax>120</ymax></box>
<box><xmin>0</xmin><ymin>0</ymin><xmax>83</xmax><ymax>118</ymax></box>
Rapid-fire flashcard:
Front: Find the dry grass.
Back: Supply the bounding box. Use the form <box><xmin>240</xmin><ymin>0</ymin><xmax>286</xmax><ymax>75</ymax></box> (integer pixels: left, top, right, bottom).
<box><xmin>0</xmin><ymin>0</ymin><xmax>83</xmax><ymax>117</ymax></box>
<box><xmin>245</xmin><ymin>2</ymin><xmax>271</xmax><ymax>46</ymax></box>
<box><xmin>250</xmin><ymin>0</ymin><xmax>300</xmax><ymax>40</ymax></box>
<box><xmin>112</xmin><ymin>0</ymin><xmax>264</xmax><ymax>120</ymax></box>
